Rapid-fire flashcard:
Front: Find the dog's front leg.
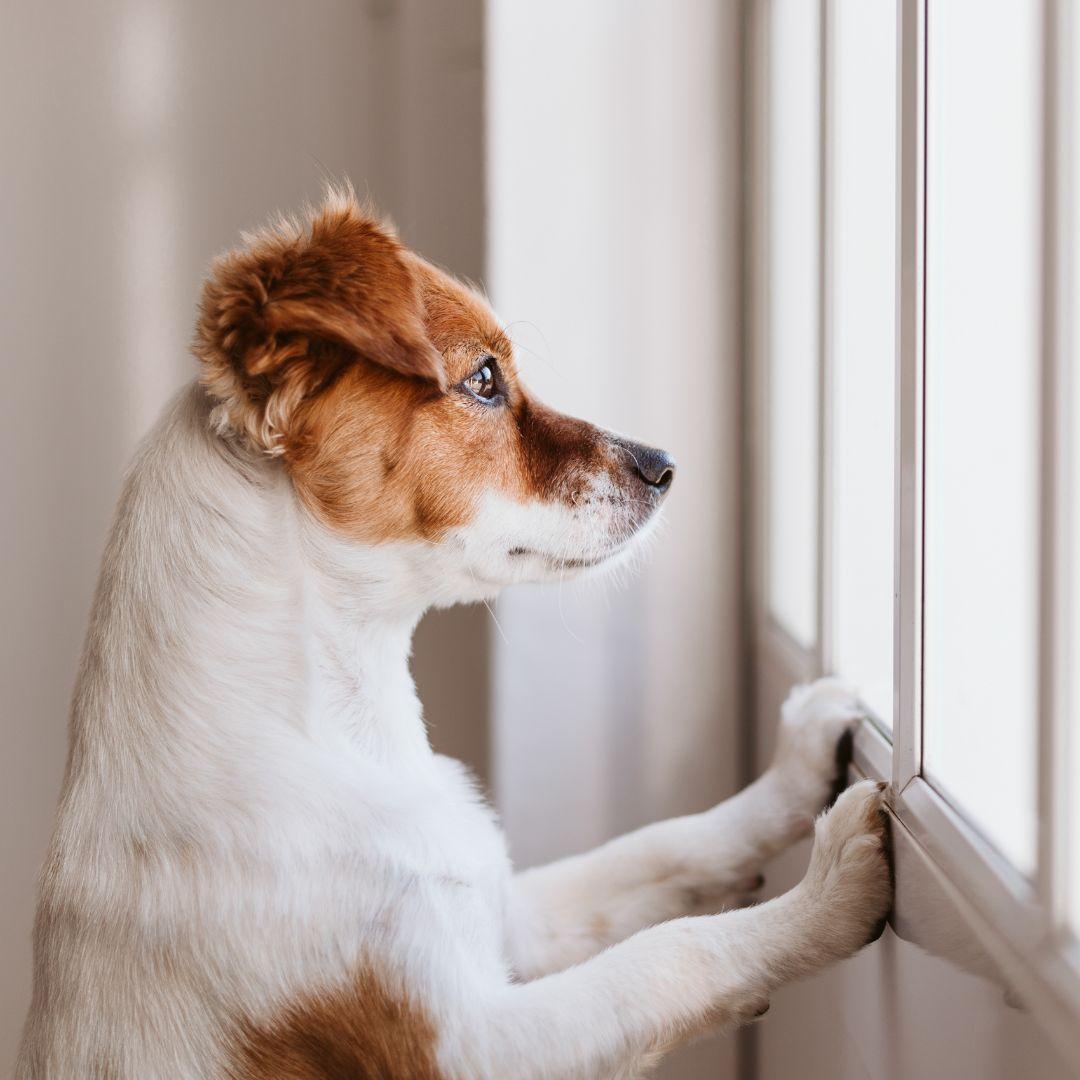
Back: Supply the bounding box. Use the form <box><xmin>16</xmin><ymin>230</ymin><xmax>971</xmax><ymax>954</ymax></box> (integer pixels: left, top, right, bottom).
<box><xmin>508</xmin><ymin>678</ymin><xmax>865</xmax><ymax>979</ymax></box>
<box><xmin>453</xmin><ymin>780</ymin><xmax>891</xmax><ymax>1080</ymax></box>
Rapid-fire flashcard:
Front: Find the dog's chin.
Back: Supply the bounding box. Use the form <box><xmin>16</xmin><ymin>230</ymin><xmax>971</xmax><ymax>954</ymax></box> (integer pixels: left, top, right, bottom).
<box><xmin>501</xmin><ymin>523</ymin><xmax>654</xmax><ymax>586</ymax></box>
<box><xmin>448</xmin><ymin>502</ymin><xmax>665</xmax><ymax>601</ymax></box>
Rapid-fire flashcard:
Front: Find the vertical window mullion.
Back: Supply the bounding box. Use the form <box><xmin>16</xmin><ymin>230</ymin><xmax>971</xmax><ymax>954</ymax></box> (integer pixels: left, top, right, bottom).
<box><xmin>893</xmin><ymin>0</ymin><xmax>925</xmax><ymax>793</ymax></box>
<box><xmin>817</xmin><ymin>0</ymin><xmax>833</xmax><ymax>678</ymax></box>
<box><xmin>1063</xmin><ymin>0</ymin><xmax>1080</xmax><ymax>940</ymax></box>
<box><xmin>1041</xmin><ymin>0</ymin><xmax>1070</xmax><ymax>927</ymax></box>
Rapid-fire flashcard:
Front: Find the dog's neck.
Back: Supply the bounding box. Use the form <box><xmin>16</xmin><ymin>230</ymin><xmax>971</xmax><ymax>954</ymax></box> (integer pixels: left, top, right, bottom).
<box><xmin>292</xmin><ymin>526</ymin><xmax>431</xmax><ymax>767</ymax></box>
<box><xmin>74</xmin><ymin>385</ymin><xmax>435</xmax><ymax>799</ymax></box>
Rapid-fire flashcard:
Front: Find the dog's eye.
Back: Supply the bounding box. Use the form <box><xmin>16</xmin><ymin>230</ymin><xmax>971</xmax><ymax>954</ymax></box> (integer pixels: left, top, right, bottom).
<box><xmin>462</xmin><ymin>359</ymin><xmax>499</xmax><ymax>402</ymax></box>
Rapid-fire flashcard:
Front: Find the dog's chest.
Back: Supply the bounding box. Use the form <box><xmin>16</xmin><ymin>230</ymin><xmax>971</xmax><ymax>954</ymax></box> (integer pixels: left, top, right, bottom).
<box><xmin>323</xmin><ymin>753</ymin><xmax>513</xmax><ymax>933</ymax></box>
<box><xmin>393</xmin><ymin>755</ymin><xmax>510</xmax><ymax>889</ymax></box>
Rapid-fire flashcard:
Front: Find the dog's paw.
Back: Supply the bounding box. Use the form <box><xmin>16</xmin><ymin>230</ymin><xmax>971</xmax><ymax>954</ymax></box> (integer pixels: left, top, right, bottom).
<box><xmin>795</xmin><ymin>779</ymin><xmax>893</xmax><ymax>959</ymax></box>
<box><xmin>770</xmin><ymin>678</ymin><xmax>865</xmax><ymax>819</ymax></box>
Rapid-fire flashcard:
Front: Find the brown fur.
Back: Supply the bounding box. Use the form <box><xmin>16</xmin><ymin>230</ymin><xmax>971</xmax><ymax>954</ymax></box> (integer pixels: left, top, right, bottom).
<box><xmin>193</xmin><ymin>191</ymin><xmax>445</xmax><ymax>455</ymax></box>
<box><xmin>228</xmin><ymin>969</ymin><xmax>442</xmax><ymax>1080</ymax></box>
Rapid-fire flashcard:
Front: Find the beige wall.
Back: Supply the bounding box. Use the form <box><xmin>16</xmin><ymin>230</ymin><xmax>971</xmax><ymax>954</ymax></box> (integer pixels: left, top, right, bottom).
<box><xmin>0</xmin><ymin>0</ymin><xmax>486</xmax><ymax>1064</ymax></box>
<box><xmin>485</xmin><ymin>3</ymin><xmax>747</xmax><ymax>1076</ymax></box>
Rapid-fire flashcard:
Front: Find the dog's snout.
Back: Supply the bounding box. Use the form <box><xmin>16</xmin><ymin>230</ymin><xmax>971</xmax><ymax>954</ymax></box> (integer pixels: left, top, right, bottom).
<box><xmin>624</xmin><ymin>442</ymin><xmax>676</xmax><ymax>493</ymax></box>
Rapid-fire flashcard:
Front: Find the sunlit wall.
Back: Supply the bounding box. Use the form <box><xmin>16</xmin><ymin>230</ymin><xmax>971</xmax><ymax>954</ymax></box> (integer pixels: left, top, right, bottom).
<box><xmin>486</xmin><ymin>3</ymin><xmax>747</xmax><ymax>1076</ymax></box>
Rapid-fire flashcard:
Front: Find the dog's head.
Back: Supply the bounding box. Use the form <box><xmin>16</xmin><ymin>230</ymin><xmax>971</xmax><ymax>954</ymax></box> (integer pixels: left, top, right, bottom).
<box><xmin>194</xmin><ymin>190</ymin><xmax>674</xmax><ymax>604</ymax></box>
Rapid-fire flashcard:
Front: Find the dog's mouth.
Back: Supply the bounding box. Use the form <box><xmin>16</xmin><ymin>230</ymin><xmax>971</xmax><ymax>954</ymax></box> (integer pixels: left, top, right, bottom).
<box><xmin>507</xmin><ymin>541</ymin><xmax>631</xmax><ymax>571</ymax></box>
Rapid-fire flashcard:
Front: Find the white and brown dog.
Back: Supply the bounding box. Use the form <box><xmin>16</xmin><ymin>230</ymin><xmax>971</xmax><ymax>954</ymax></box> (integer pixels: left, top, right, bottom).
<box><xmin>17</xmin><ymin>190</ymin><xmax>892</xmax><ymax>1079</ymax></box>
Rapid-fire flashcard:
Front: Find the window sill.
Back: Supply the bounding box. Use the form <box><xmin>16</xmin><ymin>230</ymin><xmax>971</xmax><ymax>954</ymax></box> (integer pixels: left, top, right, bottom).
<box><xmin>850</xmin><ymin>720</ymin><xmax>1080</xmax><ymax>1067</ymax></box>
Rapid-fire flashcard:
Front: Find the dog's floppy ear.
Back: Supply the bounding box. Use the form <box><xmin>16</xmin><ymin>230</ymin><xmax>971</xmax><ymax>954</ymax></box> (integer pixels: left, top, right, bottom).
<box><xmin>194</xmin><ymin>188</ymin><xmax>445</xmax><ymax>454</ymax></box>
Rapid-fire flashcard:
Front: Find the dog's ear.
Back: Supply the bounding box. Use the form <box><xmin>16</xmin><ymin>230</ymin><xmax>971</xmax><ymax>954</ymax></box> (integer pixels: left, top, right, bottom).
<box><xmin>194</xmin><ymin>189</ymin><xmax>445</xmax><ymax>454</ymax></box>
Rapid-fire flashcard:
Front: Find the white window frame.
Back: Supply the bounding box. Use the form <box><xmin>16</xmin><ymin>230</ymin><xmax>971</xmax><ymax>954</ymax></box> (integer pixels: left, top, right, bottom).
<box><xmin>748</xmin><ymin>0</ymin><xmax>1080</xmax><ymax>1063</ymax></box>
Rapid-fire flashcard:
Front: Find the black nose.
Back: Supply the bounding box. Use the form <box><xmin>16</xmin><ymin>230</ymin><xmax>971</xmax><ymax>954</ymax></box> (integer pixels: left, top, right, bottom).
<box><xmin>624</xmin><ymin>441</ymin><xmax>676</xmax><ymax>493</ymax></box>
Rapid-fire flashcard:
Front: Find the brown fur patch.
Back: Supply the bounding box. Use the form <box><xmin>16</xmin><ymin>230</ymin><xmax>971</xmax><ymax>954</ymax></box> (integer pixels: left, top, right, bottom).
<box><xmin>193</xmin><ymin>190</ymin><xmax>445</xmax><ymax>455</ymax></box>
<box><xmin>228</xmin><ymin>968</ymin><xmax>442</xmax><ymax>1080</ymax></box>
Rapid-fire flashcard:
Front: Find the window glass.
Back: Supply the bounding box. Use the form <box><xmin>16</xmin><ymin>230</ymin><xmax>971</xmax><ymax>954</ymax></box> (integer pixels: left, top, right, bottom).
<box><xmin>923</xmin><ymin>0</ymin><xmax>1042</xmax><ymax>874</ymax></box>
<box><xmin>829</xmin><ymin>0</ymin><xmax>897</xmax><ymax>727</ymax></box>
<box><xmin>766</xmin><ymin>0</ymin><xmax>820</xmax><ymax>649</ymax></box>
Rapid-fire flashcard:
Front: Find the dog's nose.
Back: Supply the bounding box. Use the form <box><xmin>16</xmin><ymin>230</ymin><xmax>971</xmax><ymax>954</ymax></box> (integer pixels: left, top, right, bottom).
<box><xmin>625</xmin><ymin>442</ymin><xmax>676</xmax><ymax>493</ymax></box>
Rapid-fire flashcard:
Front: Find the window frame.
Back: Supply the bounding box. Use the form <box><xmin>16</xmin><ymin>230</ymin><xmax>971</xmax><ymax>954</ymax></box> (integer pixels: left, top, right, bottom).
<box><xmin>749</xmin><ymin>0</ymin><xmax>1080</xmax><ymax>1063</ymax></box>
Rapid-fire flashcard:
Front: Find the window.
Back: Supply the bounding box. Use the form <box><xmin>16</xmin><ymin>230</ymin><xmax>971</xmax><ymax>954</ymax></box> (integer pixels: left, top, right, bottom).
<box><xmin>765</xmin><ymin>0</ymin><xmax>821</xmax><ymax>650</ymax></box>
<box><xmin>922</xmin><ymin>0</ymin><xmax>1043</xmax><ymax>875</ymax></box>
<box><xmin>754</xmin><ymin>0</ymin><xmax>1080</xmax><ymax>1049</ymax></box>
<box><xmin>827</xmin><ymin>0</ymin><xmax>897</xmax><ymax>728</ymax></box>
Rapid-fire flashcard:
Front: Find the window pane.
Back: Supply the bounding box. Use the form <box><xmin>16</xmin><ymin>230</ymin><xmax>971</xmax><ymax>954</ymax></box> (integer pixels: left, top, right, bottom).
<box><xmin>766</xmin><ymin>0</ymin><xmax>820</xmax><ymax>649</ymax></box>
<box><xmin>829</xmin><ymin>0</ymin><xmax>897</xmax><ymax>727</ymax></box>
<box><xmin>923</xmin><ymin>0</ymin><xmax>1041</xmax><ymax>873</ymax></box>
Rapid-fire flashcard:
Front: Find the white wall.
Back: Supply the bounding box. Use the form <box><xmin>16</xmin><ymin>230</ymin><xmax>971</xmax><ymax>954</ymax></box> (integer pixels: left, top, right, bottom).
<box><xmin>486</xmin><ymin>3</ymin><xmax>747</xmax><ymax>1076</ymax></box>
<box><xmin>0</xmin><ymin>0</ymin><xmax>486</xmax><ymax>1063</ymax></box>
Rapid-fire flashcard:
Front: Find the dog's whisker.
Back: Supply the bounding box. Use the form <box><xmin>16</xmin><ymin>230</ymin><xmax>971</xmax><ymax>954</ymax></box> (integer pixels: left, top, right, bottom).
<box><xmin>481</xmin><ymin>597</ymin><xmax>510</xmax><ymax>647</ymax></box>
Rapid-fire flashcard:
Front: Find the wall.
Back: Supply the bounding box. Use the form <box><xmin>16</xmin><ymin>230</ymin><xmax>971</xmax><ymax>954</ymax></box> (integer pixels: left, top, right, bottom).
<box><xmin>0</xmin><ymin>0</ymin><xmax>486</xmax><ymax>1064</ymax></box>
<box><xmin>485</xmin><ymin>2</ymin><xmax>747</xmax><ymax>1076</ymax></box>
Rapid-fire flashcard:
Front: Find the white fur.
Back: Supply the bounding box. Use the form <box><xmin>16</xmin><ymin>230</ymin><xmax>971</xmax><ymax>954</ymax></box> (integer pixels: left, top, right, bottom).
<box><xmin>16</xmin><ymin>384</ymin><xmax>891</xmax><ymax>1079</ymax></box>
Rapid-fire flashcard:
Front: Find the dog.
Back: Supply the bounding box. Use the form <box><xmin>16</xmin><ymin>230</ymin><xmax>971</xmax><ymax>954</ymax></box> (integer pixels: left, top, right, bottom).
<box><xmin>16</xmin><ymin>189</ymin><xmax>892</xmax><ymax>1079</ymax></box>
